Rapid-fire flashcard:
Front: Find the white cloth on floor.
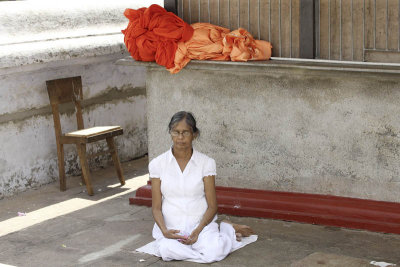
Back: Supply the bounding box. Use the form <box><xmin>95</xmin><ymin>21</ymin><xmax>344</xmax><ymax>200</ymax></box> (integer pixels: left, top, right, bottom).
<box><xmin>137</xmin><ymin>148</ymin><xmax>257</xmax><ymax>263</ymax></box>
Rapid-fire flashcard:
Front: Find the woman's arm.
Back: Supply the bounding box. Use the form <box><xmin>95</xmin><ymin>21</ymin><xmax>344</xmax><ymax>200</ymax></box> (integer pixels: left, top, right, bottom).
<box><xmin>151</xmin><ymin>178</ymin><xmax>183</xmax><ymax>239</ymax></box>
<box><xmin>184</xmin><ymin>175</ymin><xmax>218</xmax><ymax>245</ymax></box>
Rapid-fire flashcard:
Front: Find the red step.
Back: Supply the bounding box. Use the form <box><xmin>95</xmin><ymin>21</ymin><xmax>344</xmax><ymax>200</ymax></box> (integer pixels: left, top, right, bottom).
<box><xmin>129</xmin><ymin>181</ymin><xmax>400</xmax><ymax>235</ymax></box>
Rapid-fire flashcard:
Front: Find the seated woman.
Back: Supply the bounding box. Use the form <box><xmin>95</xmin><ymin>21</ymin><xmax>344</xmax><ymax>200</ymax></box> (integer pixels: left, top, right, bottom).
<box><xmin>150</xmin><ymin>111</ymin><xmax>254</xmax><ymax>263</ymax></box>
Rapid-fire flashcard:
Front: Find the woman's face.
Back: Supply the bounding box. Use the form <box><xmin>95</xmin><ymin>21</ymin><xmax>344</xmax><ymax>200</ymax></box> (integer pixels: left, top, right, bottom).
<box><xmin>170</xmin><ymin>119</ymin><xmax>196</xmax><ymax>150</ymax></box>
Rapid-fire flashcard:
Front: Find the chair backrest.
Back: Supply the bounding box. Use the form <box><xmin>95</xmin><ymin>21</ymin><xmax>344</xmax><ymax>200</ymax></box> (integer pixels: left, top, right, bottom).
<box><xmin>46</xmin><ymin>76</ymin><xmax>84</xmax><ymax>137</ymax></box>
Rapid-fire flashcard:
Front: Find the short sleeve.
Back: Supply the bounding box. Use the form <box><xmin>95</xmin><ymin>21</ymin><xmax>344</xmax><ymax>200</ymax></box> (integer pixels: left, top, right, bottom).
<box><xmin>203</xmin><ymin>158</ymin><xmax>216</xmax><ymax>177</ymax></box>
<box><xmin>149</xmin><ymin>158</ymin><xmax>161</xmax><ymax>179</ymax></box>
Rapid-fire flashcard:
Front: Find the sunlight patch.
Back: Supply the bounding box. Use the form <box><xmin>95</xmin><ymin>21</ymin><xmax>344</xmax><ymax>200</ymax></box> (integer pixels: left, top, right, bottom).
<box><xmin>0</xmin><ymin>174</ymin><xmax>148</xmax><ymax>237</ymax></box>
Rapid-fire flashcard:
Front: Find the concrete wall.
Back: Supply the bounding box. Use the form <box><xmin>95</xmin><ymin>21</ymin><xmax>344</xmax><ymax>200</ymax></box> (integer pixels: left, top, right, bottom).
<box><xmin>0</xmin><ymin>1</ymin><xmax>160</xmax><ymax>197</ymax></box>
<box><xmin>133</xmin><ymin>59</ymin><xmax>400</xmax><ymax>203</ymax></box>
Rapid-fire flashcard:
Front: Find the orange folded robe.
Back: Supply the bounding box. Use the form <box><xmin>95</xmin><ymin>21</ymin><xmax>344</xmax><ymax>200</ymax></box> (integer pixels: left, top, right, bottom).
<box><xmin>168</xmin><ymin>23</ymin><xmax>230</xmax><ymax>73</ymax></box>
<box><xmin>122</xmin><ymin>5</ymin><xmax>272</xmax><ymax>74</ymax></box>
<box><xmin>168</xmin><ymin>23</ymin><xmax>272</xmax><ymax>73</ymax></box>
<box><xmin>122</xmin><ymin>4</ymin><xmax>194</xmax><ymax>69</ymax></box>
<box><xmin>223</xmin><ymin>28</ymin><xmax>272</xmax><ymax>62</ymax></box>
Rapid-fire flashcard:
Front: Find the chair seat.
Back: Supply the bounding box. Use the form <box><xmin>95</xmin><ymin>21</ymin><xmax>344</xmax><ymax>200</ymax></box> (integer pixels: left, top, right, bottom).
<box><xmin>62</xmin><ymin>126</ymin><xmax>123</xmax><ymax>144</ymax></box>
<box><xmin>66</xmin><ymin>126</ymin><xmax>122</xmax><ymax>137</ymax></box>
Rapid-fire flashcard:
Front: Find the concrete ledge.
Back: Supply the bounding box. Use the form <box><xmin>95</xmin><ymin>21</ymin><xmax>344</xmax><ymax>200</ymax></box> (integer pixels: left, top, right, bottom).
<box><xmin>130</xmin><ymin>182</ymin><xmax>400</xmax><ymax>235</ymax></box>
<box><xmin>0</xmin><ymin>34</ymin><xmax>126</xmax><ymax>69</ymax></box>
<box><xmin>0</xmin><ymin>0</ymin><xmax>162</xmax><ymax>69</ymax></box>
<box><xmin>116</xmin><ymin>56</ymin><xmax>400</xmax><ymax>75</ymax></box>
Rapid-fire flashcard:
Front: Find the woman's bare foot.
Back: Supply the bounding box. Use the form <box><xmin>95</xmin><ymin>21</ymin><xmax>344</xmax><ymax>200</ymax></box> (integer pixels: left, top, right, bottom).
<box><xmin>235</xmin><ymin>232</ymin><xmax>243</xmax><ymax>241</ymax></box>
<box><xmin>223</xmin><ymin>220</ymin><xmax>255</xmax><ymax>239</ymax></box>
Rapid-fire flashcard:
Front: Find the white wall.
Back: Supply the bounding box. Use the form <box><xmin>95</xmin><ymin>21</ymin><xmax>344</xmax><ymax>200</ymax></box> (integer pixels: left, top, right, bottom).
<box><xmin>0</xmin><ymin>0</ymin><xmax>160</xmax><ymax>197</ymax></box>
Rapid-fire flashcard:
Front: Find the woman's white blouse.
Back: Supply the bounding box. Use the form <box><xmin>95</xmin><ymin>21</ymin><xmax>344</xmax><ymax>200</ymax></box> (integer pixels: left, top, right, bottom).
<box><xmin>149</xmin><ymin>148</ymin><xmax>217</xmax><ymax>234</ymax></box>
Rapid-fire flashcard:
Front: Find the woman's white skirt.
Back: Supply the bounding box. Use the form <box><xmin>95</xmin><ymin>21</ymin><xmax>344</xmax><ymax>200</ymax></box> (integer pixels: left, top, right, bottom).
<box><xmin>136</xmin><ymin>222</ymin><xmax>258</xmax><ymax>263</ymax></box>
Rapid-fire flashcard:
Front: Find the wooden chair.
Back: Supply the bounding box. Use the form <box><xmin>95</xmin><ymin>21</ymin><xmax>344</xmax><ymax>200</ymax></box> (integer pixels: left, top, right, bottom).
<box><xmin>46</xmin><ymin>76</ymin><xmax>125</xmax><ymax>196</ymax></box>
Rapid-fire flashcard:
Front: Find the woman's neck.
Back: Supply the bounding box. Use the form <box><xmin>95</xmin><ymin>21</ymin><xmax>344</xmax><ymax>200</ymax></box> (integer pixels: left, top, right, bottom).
<box><xmin>172</xmin><ymin>146</ymin><xmax>192</xmax><ymax>160</ymax></box>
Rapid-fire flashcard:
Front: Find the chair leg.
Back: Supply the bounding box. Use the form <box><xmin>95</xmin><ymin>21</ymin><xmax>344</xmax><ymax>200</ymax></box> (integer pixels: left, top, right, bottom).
<box><xmin>56</xmin><ymin>143</ymin><xmax>66</xmax><ymax>191</ymax></box>
<box><xmin>76</xmin><ymin>144</ymin><xmax>94</xmax><ymax>196</ymax></box>
<box><xmin>106</xmin><ymin>137</ymin><xmax>125</xmax><ymax>185</ymax></box>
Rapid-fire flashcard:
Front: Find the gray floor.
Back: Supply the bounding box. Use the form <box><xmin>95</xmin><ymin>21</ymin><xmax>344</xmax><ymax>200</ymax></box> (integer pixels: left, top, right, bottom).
<box><xmin>0</xmin><ymin>156</ymin><xmax>399</xmax><ymax>267</ymax></box>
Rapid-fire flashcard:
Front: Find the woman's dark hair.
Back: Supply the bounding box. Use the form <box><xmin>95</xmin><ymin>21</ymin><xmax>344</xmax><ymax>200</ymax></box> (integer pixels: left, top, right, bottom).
<box><xmin>168</xmin><ymin>111</ymin><xmax>200</xmax><ymax>136</ymax></box>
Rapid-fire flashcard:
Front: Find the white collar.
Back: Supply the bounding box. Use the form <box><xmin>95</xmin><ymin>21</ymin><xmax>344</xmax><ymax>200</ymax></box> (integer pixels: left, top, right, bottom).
<box><xmin>167</xmin><ymin>147</ymin><xmax>198</xmax><ymax>166</ymax></box>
